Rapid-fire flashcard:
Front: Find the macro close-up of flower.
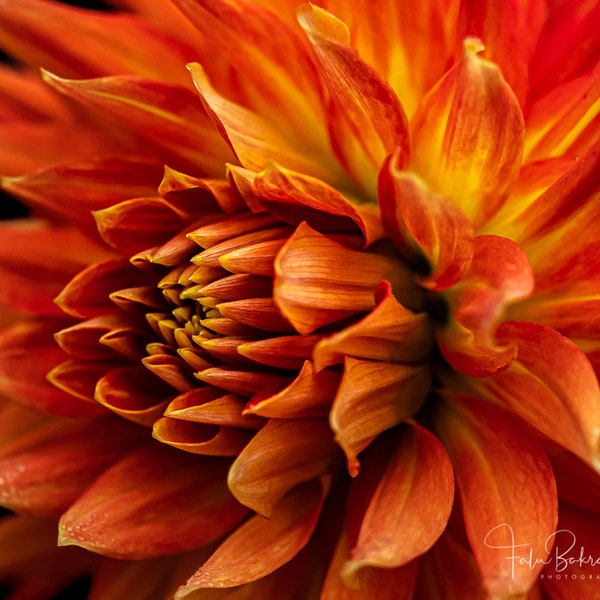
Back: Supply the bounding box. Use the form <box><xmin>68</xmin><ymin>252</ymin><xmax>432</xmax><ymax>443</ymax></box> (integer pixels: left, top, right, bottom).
<box><xmin>0</xmin><ymin>0</ymin><xmax>599</xmax><ymax>598</ymax></box>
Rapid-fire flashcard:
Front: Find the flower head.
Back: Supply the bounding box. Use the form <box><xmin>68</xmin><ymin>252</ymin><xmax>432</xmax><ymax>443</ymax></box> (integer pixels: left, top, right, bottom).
<box><xmin>0</xmin><ymin>0</ymin><xmax>599</xmax><ymax>598</ymax></box>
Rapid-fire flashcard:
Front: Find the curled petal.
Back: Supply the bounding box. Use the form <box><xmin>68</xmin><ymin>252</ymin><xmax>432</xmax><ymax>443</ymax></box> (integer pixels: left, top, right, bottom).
<box><xmin>176</xmin><ymin>479</ymin><xmax>325</xmax><ymax>592</ymax></box>
<box><xmin>253</xmin><ymin>164</ymin><xmax>385</xmax><ymax>246</ymax></box>
<box><xmin>274</xmin><ymin>222</ymin><xmax>416</xmax><ymax>335</ymax></box>
<box><xmin>411</xmin><ymin>40</ymin><xmax>525</xmax><ymax>229</ymax></box>
<box><xmin>437</xmin><ymin>235</ymin><xmax>534</xmax><ymax>377</ymax></box>
<box><xmin>298</xmin><ymin>4</ymin><xmax>409</xmax><ymax>196</ymax></box>
<box><xmin>343</xmin><ymin>424</ymin><xmax>453</xmax><ymax>586</ymax></box>
<box><xmin>228</xmin><ymin>418</ymin><xmax>338</xmax><ymax>517</ymax></box>
<box><xmin>433</xmin><ymin>393</ymin><xmax>558</xmax><ymax>598</ymax></box>
<box><xmin>460</xmin><ymin>322</ymin><xmax>600</xmax><ymax>470</ymax></box>
<box><xmin>331</xmin><ymin>359</ymin><xmax>431</xmax><ymax>476</ymax></box>
<box><xmin>59</xmin><ymin>445</ymin><xmax>248</xmax><ymax>559</ymax></box>
<box><xmin>378</xmin><ymin>153</ymin><xmax>474</xmax><ymax>290</ymax></box>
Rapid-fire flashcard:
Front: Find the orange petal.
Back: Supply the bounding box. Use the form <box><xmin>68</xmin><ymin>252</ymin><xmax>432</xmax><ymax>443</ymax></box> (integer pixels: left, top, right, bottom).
<box><xmin>379</xmin><ymin>152</ymin><xmax>474</xmax><ymax>290</ymax></box>
<box><xmin>244</xmin><ymin>360</ymin><xmax>338</xmax><ymax>419</ymax></box>
<box><xmin>44</xmin><ymin>72</ymin><xmax>234</xmax><ymax>176</ymax></box>
<box><xmin>437</xmin><ymin>235</ymin><xmax>534</xmax><ymax>377</ymax></box>
<box><xmin>187</xmin><ymin>63</ymin><xmax>344</xmax><ymax>186</ymax></box>
<box><xmin>175</xmin><ymin>479</ymin><xmax>325</xmax><ymax>592</ymax></box>
<box><xmin>0</xmin><ymin>319</ymin><xmax>106</xmax><ymax>417</ymax></box>
<box><xmin>197</xmin><ymin>367</ymin><xmax>291</xmax><ymax>397</ymax></box>
<box><xmin>153</xmin><ymin>417</ymin><xmax>254</xmax><ymax>456</ymax></box>
<box><xmin>456</xmin><ymin>0</ymin><xmax>547</xmax><ymax>105</ymax></box>
<box><xmin>171</xmin><ymin>0</ymin><xmax>333</xmax><ymax>160</ymax></box>
<box><xmin>0</xmin><ymin>416</ymin><xmax>144</xmax><ymax>519</ymax></box>
<box><xmin>411</xmin><ymin>40</ymin><xmax>524</xmax><ymax>229</ymax></box>
<box><xmin>2</xmin><ymin>158</ymin><xmax>163</xmax><ymax>233</ymax></box>
<box><xmin>274</xmin><ymin>222</ymin><xmax>416</xmax><ymax>335</ymax></box>
<box><xmin>343</xmin><ymin>424</ymin><xmax>453</xmax><ymax>586</ymax></box>
<box><xmin>321</xmin><ymin>530</ymin><xmax>419</xmax><ymax>600</ymax></box>
<box><xmin>322</xmin><ymin>0</ymin><xmax>458</xmax><ymax>118</ymax></box>
<box><xmin>459</xmin><ymin>321</ymin><xmax>600</xmax><ymax>470</ymax></box>
<box><xmin>298</xmin><ymin>4</ymin><xmax>409</xmax><ymax>196</ymax></box>
<box><xmin>238</xmin><ymin>335</ymin><xmax>321</xmax><ymax>370</ymax></box>
<box><xmin>0</xmin><ymin>0</ymin><xmax>196</xmax><ymax>83</ymax></box>
<box><xmin>228</xmin><ymin>418</ymin><xmax>338</xmax><ymax>517</ymax></box>
<box><xmin>330</xmin><ymin>360</ymin><xmax>431</xmax><ymax>476</ymax></box>
<box><xmin>315</xmin><ymin>280</ymin><xmax>431</xmax><ymax>368</ymax></box>
<box><xmin>433</xmin><ymin>392</ymin><xmax>558</xmax><ymax>598</ymax></box>
<box><xmin>253</xmin><ymin>164</ymin><xmax>385</xmax><ymax>246</ymax></box>
<box><xmin>524</xmin><ymin>74</ymin><xmax>600</xmax><ymax>163</ymax></box>
<box><xmin>59</xmin><ymin>444</ymin><xmax>249</xmax><ymax>559</ymax></box>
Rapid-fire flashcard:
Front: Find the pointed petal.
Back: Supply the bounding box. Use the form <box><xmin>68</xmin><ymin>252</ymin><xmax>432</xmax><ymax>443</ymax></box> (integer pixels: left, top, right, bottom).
<box><xmin>315</xmin><ymin>280</ymin><xmax>432</xmax><ymax>368</ymax></box>
<box><xmin>460</xmin><ymin>321</ymin><xmax>600</xmax><ymax>470</ymax></box>
<box><xmin>187</xmin><ymin>63</ymin><xmax>344</xmax><ymax>185</ymax></box>
<box><xmin>228</xmin><ymin>418</ymin><xmax>338</xmax><ymax>517</ymax></box>
<box><xmin>0</xmin><ymin>319</ymin><xmax>106</xmax><ymax>417</ymax></box>
<box><xmin>343</xmin><ymin>424</ymin><xmax>453</xmax><ymax>586</ymax></box>
<box><xmin>244</xmin><ymin>360</ymin><xmax>338</xmax><ymax>419</ymax></box>
<box><xmin>153</xmin><ymin>417</ymin><xmax>254</xmax><ymax>456</ymax></box>
<box><xmin>2</xmin><ymin>159</ymin><xmax>163</xmax><ymax>233</ymax></box>
<box><xmin>433</xmin><ymin>393</ymin><xmax>558</xmax><ymax>598</ymax></box>
<box><xmin>197</xmin><ymin>367</ymin><xmax>291</xmax><ymax>397</ymax></box>
<box><xmin>274</xmin><ymin>222</ymin><xmax>416</xmax><ymax>335</ymax></box>
<box><xmin>378</xmin><ymin>153</ymin><xmax>474</xmax><ymax>290</ymax></box>
<box><xmin>411</xmin><ymin>41</ymin><xmax>525</xmax><ymax>229</ymax></box>
<box><xmin>43</xmin><ymin>72</ymin><xmax>235</xmax><ymax>176</ymax></box>
<box><xmin>59</xmin><ymin>445</ymin><xmax>248</xmax><ymax>559</ymax></box>
<box><xmin>238</xmin><ymin>335</ymin><xmax>321</xmax><ymax>370</ymax></box>
<box><xmin>0</xmin><ymin>0</ymin><xmax>196</xmax><ymax>83</ymax></box>
<box><xmin>456</xmin><ymin>0</ymin><xmax>546</xmax><ymax>105</ymax></box>
<box><xmin>437</xmin><ymin>235</ymin><xmax>534</xmax><ymax>377</ymax></box>
<box><xmin>321</xmin><ymin>530</ymin><xmax>419</xmax><ymax>600</ymax></box>
<box><xmin>0</xmin><ymin>416</ymin><xmax>144</xmax><ymax>519</ymax></box>
<box><xmin>298</xmin><ymin>4</ymin><xmax>409</xmax><ymax>196</ymax></box>
<box><xmin>330</xmin><ymin>359</ymin><xmax>431</xmax><ymax>476</ymax></box>
<box><xmin>217</xmin><ymin>298</ymin><xmax>295</xmax><ymax>333</ymax></box>
<box><xmin>253</xmin><ymin>164</ymin><xmax>385</xmax><ymax>246</ymax></box>
<box><xmin>176</xmin><ymin>479</ymin><xmax>325</xmax><ymax>591</ymax></box>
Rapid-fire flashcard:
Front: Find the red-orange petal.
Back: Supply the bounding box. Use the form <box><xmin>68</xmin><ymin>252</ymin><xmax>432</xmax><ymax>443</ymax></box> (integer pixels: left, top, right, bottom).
<box><xmin>460</xmin><ymin>321</ymin><xmax>600</xmax><ymax>470</ymax></box>
<box><xmin>175</xmin><ymin>479</ymin><xmax>325</xmax><ymax>593</ymax></box>
<box><xmin>379</xmin><ymin>151</ymin><xmax>474</xmax><ymax>290</ymax></box>
<box><xmin>315</xmin><ymin>280</ymin><xmax>431</xmax><ymax>368</ymax></box>
<box><xmin>58</xmin><ymin>444</ymin><xmax>248</xmax><ymax>559</ymax></box>
<box><xmin>343</xmin><ymin>424</ymin><xmax>453</xmax><ymax>585</ymax></box>
<box><xmin>43</xmin><ymin>72</ymin><xmax>235</xmax><ymax>177</ymax></box>
<box><xmin>298</xmin><ymin>4</ymin><xmax>409</xmax><ymax>196</ymax></box>
<box><xmin>0</xmin><ymin>416</ymin><xmax>145</xmax><ymax>519</ymax></box>
<box><xmin>228</xmin><ymin>418</ymin><xmax>338</xmax><ymax>517</ymax></box>
<box><xmin>433</xmin><ymin>392</ymin><xmax>558</xmax><ymax>598</ymax></box>
<box><xmin>436</xmin><ymin>235</ymin><xmax>534</xmax><ymax>377</ymax></box>
<box><xmin>330</xmin><ymin>360</ymin><xmax>431</xmax><ymax>476</ymax></box>
<box><xmin>253</xmin><ymin>164</ymin><xmax>385</xmax><ymax>246</ymax></box>
<box><xmin>411</xmin><ymin>40</ymin><xmax>525</xmax><ymax>229</ymax></box>
<box><xmin>274</xmin><ymin>222</ymin><xmax>416</xmax><ymax>335</ymax></box>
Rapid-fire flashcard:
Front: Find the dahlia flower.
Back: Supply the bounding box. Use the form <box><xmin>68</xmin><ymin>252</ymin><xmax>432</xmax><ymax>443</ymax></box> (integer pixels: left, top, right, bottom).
<box><xmin>0</xmin><ymin>0</ymin><xmax>599</xmax><ymax>598</ymax></box>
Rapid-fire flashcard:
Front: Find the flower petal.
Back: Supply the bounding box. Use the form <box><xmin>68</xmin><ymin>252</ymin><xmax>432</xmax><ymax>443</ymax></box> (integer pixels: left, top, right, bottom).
<box><xmin>411</xmin><ymin>40</ymin><xmax>524</xmax><ymax>229</ymax></box>
<box><xmin>274</xmin><ymin>222</ymin><xmax>416</xmax><ymax>335</ymax></box>
<box><xmin>43</xmin><ymin>72</ymin><xmax>234</xmax><ymax>176</ymax></box>
<box><xmin>342</xmin><ymin>424</ymin><xmax>454</xmax><ymax>584</ymax></box>
<box><xmin>298</xmin><ymin>4</ymin><xmax>409</xmax><ymax>196</ymax></box>
<box><xmin>59</xmin><ymin>444</ymin><xmax>248</xmax><ymax>559</ymax></box>
<box><xmin>253</xmin><ymin>164</ymin><xmax>385</xmax><ymax>246</ymax></box>
<box><xmin>433</xmin><ymin>392</ymin><xmax>558</xmax><ymax>598</ymax></box>
<box><xmin>459</xmin><ymin>321</ymin><xmax>600</xmax><ymax>470</ymax></box>
<box><xmin>228</xmin><ymin>418</ymin><xmax>338</xmax><ymax>517</ymax></box>
<box><xmin>330</xmin><ymin>360</ymin><xmax>431</xmax><ymax>476</ymax></box>
<box><xmin>176</xmin><ymin>479</ymin><xmax>325</xmax><ymax>592</ymax></box>
<box><xmin>436</xmin><ymin>235</ymin><xmax>534</xmax><ymax>377</ymax></box>
<box><xmin>378</xmin><ymin>152</ymin><xmax>474</xmax><ymax>290</ymax></box>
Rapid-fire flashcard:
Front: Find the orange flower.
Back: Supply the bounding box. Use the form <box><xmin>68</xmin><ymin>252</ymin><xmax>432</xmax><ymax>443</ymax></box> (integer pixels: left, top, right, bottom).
<box><xmin>0</xmin><ymin>0</ymin><xmax>599</xmax><ymax>598</ymax></box>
